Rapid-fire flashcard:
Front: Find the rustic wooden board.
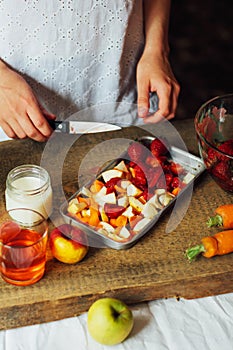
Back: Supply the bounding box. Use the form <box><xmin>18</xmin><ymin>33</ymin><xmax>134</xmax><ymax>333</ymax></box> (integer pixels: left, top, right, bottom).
<box><xmin>0</xmin><ymin>119</ymin><xmax>232</xmax><ymax>330</ymax></box>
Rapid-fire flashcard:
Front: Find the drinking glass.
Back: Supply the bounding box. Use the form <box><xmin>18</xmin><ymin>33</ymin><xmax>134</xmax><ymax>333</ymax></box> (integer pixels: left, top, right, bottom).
<box><xmin>0</xmin><ymin>208</ymin><xmax>48</xmax><ymax>286</ymax></box>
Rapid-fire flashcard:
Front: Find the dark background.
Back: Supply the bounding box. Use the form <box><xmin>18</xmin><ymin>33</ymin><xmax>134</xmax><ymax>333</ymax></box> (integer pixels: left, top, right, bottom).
<box><xmin>169</xmin><ymin>0</ymin><xmax>233</xmax><ymax>119</ymax></box>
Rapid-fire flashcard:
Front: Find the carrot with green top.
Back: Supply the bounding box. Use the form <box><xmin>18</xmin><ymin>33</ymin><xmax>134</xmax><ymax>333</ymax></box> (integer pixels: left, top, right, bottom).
<box><xmin>207</xmin><ymin>204</ymin><xmax>233</xmax><ymax>229</ymax></box>
<box><xmin>185</xmin><ymin>230</ymin><xmax>233</xmax><ymax>262</ymax></box>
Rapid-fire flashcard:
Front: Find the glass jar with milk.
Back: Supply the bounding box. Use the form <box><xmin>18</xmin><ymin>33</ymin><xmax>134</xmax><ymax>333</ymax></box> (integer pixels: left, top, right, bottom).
<box><xmin>5</xmin><ymin>165</ymin><xmax>52</xmax><ymax>222</ymax></box>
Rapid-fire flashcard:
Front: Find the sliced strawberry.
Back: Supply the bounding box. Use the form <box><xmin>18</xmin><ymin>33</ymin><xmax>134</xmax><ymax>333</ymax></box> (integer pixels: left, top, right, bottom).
<box><xmin>104</xmin><ymin>203</ymin><xmax>125</xmax><ymax>219</ymax></box>
<box><xmin>150</xmin><ymin>138</ymin><xmax>169</xmax><ymax>157</ymax></box>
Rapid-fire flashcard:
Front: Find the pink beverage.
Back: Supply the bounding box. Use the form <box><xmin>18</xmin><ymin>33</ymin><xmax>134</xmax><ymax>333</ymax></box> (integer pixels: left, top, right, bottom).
<box><xmin>0</xmin><ymin>209</ymin><xmax>48</xmax><ymax>286</ymax></box>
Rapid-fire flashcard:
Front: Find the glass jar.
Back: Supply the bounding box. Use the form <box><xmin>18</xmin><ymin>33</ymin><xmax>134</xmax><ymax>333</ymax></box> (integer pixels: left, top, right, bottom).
<box><xmin>5</xmin><ymin>164</ymin><xmax>53</xmax><ymax>220</ymax></box>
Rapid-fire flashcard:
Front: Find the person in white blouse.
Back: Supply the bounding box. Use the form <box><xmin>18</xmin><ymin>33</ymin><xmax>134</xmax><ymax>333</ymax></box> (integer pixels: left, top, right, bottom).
<box><xmin>0</xmin><ymin>0</ymin><xmax>179</xmax><ymax>142</ymax></box>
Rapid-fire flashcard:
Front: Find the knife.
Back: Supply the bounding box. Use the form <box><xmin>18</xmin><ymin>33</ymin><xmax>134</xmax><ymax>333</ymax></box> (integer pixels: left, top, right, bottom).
<box><xmin>49</xmin><ymin>120</ymin><xmax>121</xmax><ymax>134</ymax></box>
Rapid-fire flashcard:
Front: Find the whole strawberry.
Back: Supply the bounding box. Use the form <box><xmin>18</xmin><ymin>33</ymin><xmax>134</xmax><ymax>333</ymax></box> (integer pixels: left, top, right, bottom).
<box><xmin>127</xmin><ymin>141</ymin><xmax>145</xmax><ymax>162</ymax></box>
<box><xmin>211</xmin><ymin>161</ymin><xmax>231</xmax><ymax>182</ymax></box>
<box><xmin>218</xmin><ymin>139</ymin><xmax>233</xmax><ymax>158</ymax></box>
<box><xmin>150</xmin><ymin>138</ymin><xmax>169</xmax><ymax>157</ymax></box>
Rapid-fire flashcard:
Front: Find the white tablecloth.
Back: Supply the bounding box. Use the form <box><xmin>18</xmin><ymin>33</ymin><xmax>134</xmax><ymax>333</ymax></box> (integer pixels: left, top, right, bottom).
<box><xmin>1</xmin><ymin>295</ymin><xmax>233</xmax><ymax>350</ymax></box>
<box><xmin>1</xmin><ymin>128</ymin><xmax>233</xmax><ymax>350</ymax></box>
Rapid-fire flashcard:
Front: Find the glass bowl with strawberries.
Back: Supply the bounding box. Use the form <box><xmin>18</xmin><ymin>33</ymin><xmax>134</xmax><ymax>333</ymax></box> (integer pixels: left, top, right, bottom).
<box><xmin>195</xmin><ymin>93</ymin><xmax>233</xmax><ymax>192</ymax></box>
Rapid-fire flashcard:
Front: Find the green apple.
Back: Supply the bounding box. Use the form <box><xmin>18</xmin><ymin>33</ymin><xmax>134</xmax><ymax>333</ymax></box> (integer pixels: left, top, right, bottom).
<box><xmin>87</xmin><ymin>297</ymin><xmax>134</xmax><ymax>345</ymax></box>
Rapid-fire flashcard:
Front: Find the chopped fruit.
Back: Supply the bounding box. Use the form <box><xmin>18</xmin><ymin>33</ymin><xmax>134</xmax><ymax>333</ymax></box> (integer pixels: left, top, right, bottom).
<box><xmin>120</xmin><ymin>179</ymin><xmax>131</xmax><ymax>189</ymax></box>
<box><xmin>126</xmin><ymin>183</ymin><xmax>143</xmax><ymax>197</ymax></box>
<box><xmin>102</xmin><ymin>169</ymin><xmax>123</xmax><ymax>182</ymax></box>
<box><xmin>172</xmin><ymin>187</ymin><xmax>181</xmax><ymax>196</ymax></box>
<box><xmin>141</xmin><ymin>202</ymin><xmax>158</xmax><ymax>219</ymax></box>
<box><xmin>88</xmin><ymin>207</ymin><xmax>100</xmax><ymax>227</ymax></box>
<box><xmin>155</xmin><ymin>188</ymin><xmax>166</xmax><ymax>195</ymax></box>
<box><xmin>117</xmin><ymin>195</ymin><xmax>129</xmax><ymax>208</ymax></box>
<box><xmin>99</xmin><ymin>207</ymin><xmax>109</xmax><ymax>223</ymax></box>
<box><xmin>128</xmin><ymin>196</ymin><xmax>144</xmax><ymax>213</ymax></box>
<box><xmin>105</xmin><ymin>177</ymin><xmax>122</xmax><ymax>194</ymax></box>
<box><xmin>159</xmin><ymin>193</ymin><xmax>174</xmax><ymax>206</ymax></box>
<box><xmin>80</xmin><ymin>186</ymin><xmax>92</xmax><ymax>197</ymax></box>
<box><xmin>67</xmin><ymin>200</ymin><xmax>87</xmax><ymax>215</ymax></box>
<box><xmin>66</xmin><ymin>138</ymin><xmax>196</xmax><ymax>242</ymax></box>
<box><xmin>122</xmin><ymin>206</ymin><xmax>134</xmax><ymax>218</ymax></box>
<box><xmin>104</xmin><ymin>203</ymin><xmax>125</xmax><ymax>219</ymax></box>
<box><xmin>90</xmin><ymin>179</ymin><xmax>104</xmax><ymax>193</ymax></box>
<box><xmin>81</xmin><ymin>208</ymin><xmax>91</xmax><ymax>217</ymax></box>
<box><xmin>148</xmin><ymin>194</ymin><xmax>164</xmax><ymax>210</ymax></box>
<box><xmin>182</xmin><ymin>172</ymin><xmax>195</xmax><ymax>184</ymax></box>
<box><xmin>94</xmin><ymin>192</ymin><xmax>116</xmax><ymax>206</ymax></box>
<box><xmin>119</xmin><ymin>226</ymin><xmax>131</xmax><ymax>239</ymax></box>
<box><xmin>110</xmin><ymin>215</ymin><xmax>128</xmax><ymax>228</ymax></box>
<box><xmin>133</xmin><ymin>217</ymin><xmax>151</xmax><ymax>232</ymax></box>
<box><xmin>99</xmin><ymin>221</ymin><xmax>115</xmax><ymax>234</ymax></box>
<box><xmin>114</xmin><ymin>160</ymin><xmax>129</xmax><ymax>172</ymax></box>
<box><xmin>78</xmin><ymin>196</ymin><xmax>91</xmax><ymax>206</ymax></box>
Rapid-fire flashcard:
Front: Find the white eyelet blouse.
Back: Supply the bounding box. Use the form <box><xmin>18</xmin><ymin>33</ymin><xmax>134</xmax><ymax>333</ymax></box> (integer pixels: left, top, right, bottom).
<box><xmin>0</xmin><ymin>0</ymin><xmax>155</xmax><ymax>126</ymax></box>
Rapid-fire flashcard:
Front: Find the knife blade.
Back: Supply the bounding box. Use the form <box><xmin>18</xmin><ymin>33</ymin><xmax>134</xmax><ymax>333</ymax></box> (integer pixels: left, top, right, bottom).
<box><xmin>49</xmin><ymin>120</ymin><xmax>121</xmax><ymax>134</ymax></box>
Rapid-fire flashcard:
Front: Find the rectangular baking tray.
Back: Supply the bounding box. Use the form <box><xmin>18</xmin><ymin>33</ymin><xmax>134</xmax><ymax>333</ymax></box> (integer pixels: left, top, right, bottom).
<box><xmin>60</xmin><ymin>136</ymin><xmax>206</xmax><ymax>249</ymax></box>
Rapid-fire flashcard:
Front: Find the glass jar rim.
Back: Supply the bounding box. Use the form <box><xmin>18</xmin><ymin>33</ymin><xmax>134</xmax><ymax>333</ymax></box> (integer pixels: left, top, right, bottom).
<box><xmin>6</xmin><ymin>164</ymin><xmax>51</xmax><ymax>196</ymax></box>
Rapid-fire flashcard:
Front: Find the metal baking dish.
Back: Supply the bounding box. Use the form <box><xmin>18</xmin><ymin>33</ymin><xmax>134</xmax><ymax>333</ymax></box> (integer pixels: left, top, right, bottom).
<box><xmin>60</xmin><ymin>136</ymin><xmax>205</xmax><ymax>249</ymax></box>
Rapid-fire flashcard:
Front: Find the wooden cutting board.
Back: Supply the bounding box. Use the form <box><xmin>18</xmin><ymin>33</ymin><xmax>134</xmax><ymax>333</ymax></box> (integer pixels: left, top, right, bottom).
<box><xmin>0</xmin><ymin>119</ymin><xmax>232</xmax><ymax>330</ymax></box>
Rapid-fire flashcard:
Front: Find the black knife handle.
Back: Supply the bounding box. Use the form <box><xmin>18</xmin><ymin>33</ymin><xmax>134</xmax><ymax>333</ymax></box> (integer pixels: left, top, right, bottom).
<box><xmin>48</xmin><ymin>120</ymin><xmax>69</xmax><ymax>133</ymax></box>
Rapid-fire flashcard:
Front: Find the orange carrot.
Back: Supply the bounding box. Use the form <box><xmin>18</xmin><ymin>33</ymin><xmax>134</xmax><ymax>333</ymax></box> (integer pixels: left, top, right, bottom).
<box><xmin>74</xmin><ymin>212</ymin><xmax>90</xmax><ymax>224</ymax></box>
<box><xmin>115</xmin><ymin>215</ymin><xmax>128</xmax><ymax>227</ymax></box>
<box><xmin>88</xmin><ymin>207</ymin><xmax>100</xmax><ymax>227</ymax></box>
<box><xmin>90</xmin><ymin>179</ymin><xmax>104</xmax><ymax>193</ymax></box>
<box><xmin>110</xmin><ymin>215</ymin><xmax>128</xmax><ymax>228</ymax></box>
<box><xmin>185</xmin><ymin>230</ymin><xmax>233</xmax><ymax>261</ymax></box>
<box><xmin>171</xmin><ymin>187</ymin><xmax>181</xmax><ymax>196</ymax></box>
<box><xmin>207</xmin><ymin>204</ymin><xmax>233</xmax><ymax>229</ymax></box>
<box><xmin>78</xmin><ymin>196</ymin><xmax>91</xmax><ymax>206</ymax></box>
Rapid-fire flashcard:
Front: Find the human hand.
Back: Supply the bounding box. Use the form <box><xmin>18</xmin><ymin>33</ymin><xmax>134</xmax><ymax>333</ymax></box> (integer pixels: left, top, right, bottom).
<box><xmin>136</xmin><ymin>52</ymin><xmax>180</xmax><ymax>123</ymax></box>
<box><xmin>0</xmin><ymin>61</ymin><xmax>55</xmax><ymax>142</ymax></box>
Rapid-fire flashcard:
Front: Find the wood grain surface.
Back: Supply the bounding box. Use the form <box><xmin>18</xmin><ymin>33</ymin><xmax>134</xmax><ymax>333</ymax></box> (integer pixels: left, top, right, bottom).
<box><xmin>0</xmin><ymin>119</ymin><xmax>232</xmax><ymax>330</ymax></box>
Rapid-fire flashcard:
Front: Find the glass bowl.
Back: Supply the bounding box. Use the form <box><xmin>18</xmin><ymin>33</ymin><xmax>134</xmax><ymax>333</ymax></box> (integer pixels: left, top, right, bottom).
<box><xmin>194</xmin><ymin>93</ymin><xmax>233</xmax><ymax>192</ymax></box>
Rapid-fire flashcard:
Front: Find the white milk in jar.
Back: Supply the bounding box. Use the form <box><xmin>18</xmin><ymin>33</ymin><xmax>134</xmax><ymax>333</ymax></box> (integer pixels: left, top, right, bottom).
<box><xmin>5</xmin><ymin>165</ymin><xmax>53</xmax><ymax>222</ymax></box>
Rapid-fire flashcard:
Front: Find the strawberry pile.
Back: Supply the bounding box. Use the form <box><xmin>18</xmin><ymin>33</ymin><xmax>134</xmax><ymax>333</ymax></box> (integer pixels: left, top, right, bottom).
<box><xmin>206</xmin><ymin>139</ymin><xmax>233</xmax><ymax>191</ymax></box>
<box><xmin>66</xmin><ymin>137</ymin><xmax>195</xmax><ymax>243</ymax></box>
<box><xmin>127</xmin><ymin>138</ymin><xmax>187</xmax><ymax>196</ymax></box>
